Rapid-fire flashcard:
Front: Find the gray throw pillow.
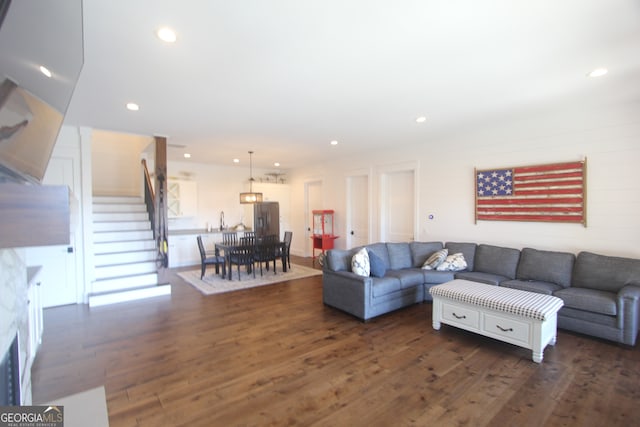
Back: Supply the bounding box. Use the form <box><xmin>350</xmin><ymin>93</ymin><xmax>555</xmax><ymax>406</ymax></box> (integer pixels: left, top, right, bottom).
<box><xmin>368</xmin><ymin>249</ymin><xmax>386</xmax><ymax>278</ymax></box>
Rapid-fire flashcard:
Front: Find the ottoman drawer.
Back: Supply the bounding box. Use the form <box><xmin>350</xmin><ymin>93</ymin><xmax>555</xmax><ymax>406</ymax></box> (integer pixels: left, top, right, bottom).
<box><xmin>442</xmin><ymin>302</ymin><xmax>480</xmax><ymax>329</ymax></box>
<box><xmin>482</xmin><ymin>312</ymin><xmax>530</xmax><ymax>346</ymax></box>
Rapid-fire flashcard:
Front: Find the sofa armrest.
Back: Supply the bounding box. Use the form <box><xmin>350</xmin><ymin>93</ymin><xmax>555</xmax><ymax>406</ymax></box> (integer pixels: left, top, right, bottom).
<box><xmin>617</xmin><ymin>284</ymin><xmax>640</xmax><ymax>345</ymax></box>
<box><xmin>619</xmin><ymin>284</ymin><xmax>640</xmax><ymax>301</ymax></box>
<box><xmin>322</xmin><ymin>269</ymin><xmax>372</xmax><ymax>320</ymax></box>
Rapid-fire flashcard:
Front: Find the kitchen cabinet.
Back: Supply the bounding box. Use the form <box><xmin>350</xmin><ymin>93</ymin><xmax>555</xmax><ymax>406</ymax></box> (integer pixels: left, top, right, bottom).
<box><xmin>168</xmin><ymin>234</ymin><xmax>200</xmax><ymax>268</ymax></box>
<box><xmin>167</xmin><ymin>232</ymin><xmax>232</xmax><ymax>268</ymax></box>
<box><xmin>167</xmin><ymin>180</ymin><xmax>198</xmax><ymax>218</ymax></box>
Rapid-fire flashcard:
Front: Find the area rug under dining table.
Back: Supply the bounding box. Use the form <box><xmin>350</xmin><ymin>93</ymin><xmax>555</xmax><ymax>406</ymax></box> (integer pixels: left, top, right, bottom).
<box><xmin>178</xmin><ymin>263</ymin><xmax>322</xmax><ymax>295</ymax></box>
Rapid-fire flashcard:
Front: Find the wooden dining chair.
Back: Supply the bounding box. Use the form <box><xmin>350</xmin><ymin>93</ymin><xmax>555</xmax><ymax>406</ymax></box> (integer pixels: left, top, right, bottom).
<box><xmin>282</xmin><ymin>231</ymin><xmax>293</xmax><ymax>269</ymax></box>
<box><xmin>196</xmin><ymin>235</ymin><xmax>226</xmax><ymax>279</ymax></box>
<box><xmin>222</xmin><ymin>232</ymin><xmax>237</xmax><ymax>245</ymax></box>
<box><xmin>240</xmin><ymin>235</ymin><xmax>255</xmax><ymax>247</ymax></box>
<box><xmin>254</xmin><ymin>234</ymin><xmax>278</xmax><ymax>276</ymax></box>
<box><xmin>228</xmin><ymin>245</ymin><xmax>255</xmax><ymax>280</ymax></box>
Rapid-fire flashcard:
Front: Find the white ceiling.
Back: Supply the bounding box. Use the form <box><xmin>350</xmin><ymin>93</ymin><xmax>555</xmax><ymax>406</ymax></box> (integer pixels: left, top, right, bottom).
<box><xmin>63</xmin><ymin>0</ymin><xmax>640</xmax><ymax>169</ymax></box>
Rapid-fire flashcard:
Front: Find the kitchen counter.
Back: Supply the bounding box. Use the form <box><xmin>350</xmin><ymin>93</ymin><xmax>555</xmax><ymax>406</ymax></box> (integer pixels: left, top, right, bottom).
<box><xmin>167</xmin><ymin>229</ymin><xmax>250</xmax><ymax>268</ymax></box>
<box><xmin>168</xmin><ymin>228</ymin><xmax>250</xmax><ymax>236</ymax></box>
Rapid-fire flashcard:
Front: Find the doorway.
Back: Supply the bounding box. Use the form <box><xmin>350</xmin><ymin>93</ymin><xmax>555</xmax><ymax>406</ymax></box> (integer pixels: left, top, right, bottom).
<box><xmin>379</xmin><ymin>166</ymin><xmax>417</xmax><ymax>243</ymax></box>
<box><xmin>346</xmin><ymin>173</ymin><xmax>369</xmax><ymax>249</ymax></box>
<box><xmin>304</xmin><ymin>180</ymin><xmax>323</xmax><ymax>257</ymax></box>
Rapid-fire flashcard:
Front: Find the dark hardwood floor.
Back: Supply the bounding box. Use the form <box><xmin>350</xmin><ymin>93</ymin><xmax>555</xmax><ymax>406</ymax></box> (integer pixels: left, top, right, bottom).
<box><xmin>32</xmin><ymin>256</ymin><xmax>640</xmax><ymax>426</ymax></box>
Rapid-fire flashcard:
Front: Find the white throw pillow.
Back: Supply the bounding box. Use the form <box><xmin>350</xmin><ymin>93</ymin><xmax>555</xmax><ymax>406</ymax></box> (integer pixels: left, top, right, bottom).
<box><xmin>351</xmin><ymin>248</ymin><xmax>370</xmax><ymax>277</ymax></box>
<box><xmin>436</xmin><ymin>253</ymin><xmax>468</xmax><ymax>271</ymax></box>
<box><xmin>422</xmin><ymin>248</ymin><xmax>448</xmax><ymax>270</ymax></box>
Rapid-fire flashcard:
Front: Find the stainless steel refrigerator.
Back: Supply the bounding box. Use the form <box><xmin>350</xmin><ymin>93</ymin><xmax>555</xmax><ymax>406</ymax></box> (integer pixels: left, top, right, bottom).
<box><xmin>253</xmin><ymin>202</ymin><xmax>280</xmax><ymax>238</ymax></box>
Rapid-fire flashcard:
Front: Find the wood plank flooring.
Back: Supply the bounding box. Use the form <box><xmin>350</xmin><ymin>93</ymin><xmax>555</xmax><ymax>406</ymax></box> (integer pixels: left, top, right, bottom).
<box><xmin>32</xmin><ymin>256</ymin><xmax>640</xmax><ymax>426</ymax></box>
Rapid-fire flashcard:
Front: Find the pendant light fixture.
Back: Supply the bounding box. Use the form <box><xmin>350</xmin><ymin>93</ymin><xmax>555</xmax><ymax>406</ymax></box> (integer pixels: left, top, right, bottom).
<box><xmin>239</xmin><ymin>150</ymin><xmax>263</xmax><ymax>204</ymax></box>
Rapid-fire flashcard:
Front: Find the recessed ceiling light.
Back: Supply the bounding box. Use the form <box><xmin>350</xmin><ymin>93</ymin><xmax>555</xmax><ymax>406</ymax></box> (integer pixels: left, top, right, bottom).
<box><xmin>233</xmin><ymin>158</ymin><xmax>240</xmax><ymax>163</ymax></box>
<box><xmin>330</xmin><ymin>140</ymin><xmax>338</xmax><ymax>146</ymax></box>
<box><xmin>126</xmin><ymin>103</ymin><xmax>139</xmax><ymax>111</ymax></box>
<box><xmin>587</xmin><ymin>68</ymin><xmax>608</xmax><ymax>78</ymax></box>
<box><xmin>274</xmin><ymin>162</ymin><xmax>280</xmax><ymax>167</ymax></box>
<box><xmin>39</xmin><ymin>65</ymin><xmax>52</xmax><ymax>78</ymax></box>
<box><xmin>157</xmin><ymin>27</ymin><xmax>177</xmax><ymax>43</ymax></box>
<box><xmin>183</xmin><ymin>153</ymin><xmax>191</xmax><ymax>159</ymax></box>
<box><xmin>416</xmin><ymin>116</ymin><xmax>427</xmax><ymax>123</ymax></box>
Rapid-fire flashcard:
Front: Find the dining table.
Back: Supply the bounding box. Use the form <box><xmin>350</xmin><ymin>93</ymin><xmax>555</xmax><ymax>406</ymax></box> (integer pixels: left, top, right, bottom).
<box><xmin>214</xmin><ymin>240</ymin><xmax>288</xmax><ymax>280</ymax></box>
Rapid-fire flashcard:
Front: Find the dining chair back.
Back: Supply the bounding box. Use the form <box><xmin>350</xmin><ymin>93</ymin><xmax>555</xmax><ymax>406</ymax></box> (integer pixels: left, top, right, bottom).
<box><xmin>222</xmin><ymin>232</ymin><xmax>237</xmax><ymax>245</ymax></box>
<box><xmin>282</xmin><ymin>231</ymin><xmax>293</xmax><ymax>269</ymax></box>
<box><xmin>228</xmin><ymin>245</ymin><xmax>255</xmax><ymax>280</ymax></box>
<box><xmin>196</xmin><ymin>235</ymin><xmax>226</xmax><ymax>279</ymax></box>
<box><xmin>254</xmin><ymin>234</ymin><xmax>278</xmax><ymax>275</ymax></box>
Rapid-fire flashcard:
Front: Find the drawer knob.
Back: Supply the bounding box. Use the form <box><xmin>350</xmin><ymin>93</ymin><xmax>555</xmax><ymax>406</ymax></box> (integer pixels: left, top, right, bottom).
<box><xmin>496</xmin><ymin>325</ymin><xmax>513</xmax><ymax>332</ymax></box>
<box><xmin>452</xmin><ymin>312</ymin><xmax>466</xmax><ymax>319</ymax></box>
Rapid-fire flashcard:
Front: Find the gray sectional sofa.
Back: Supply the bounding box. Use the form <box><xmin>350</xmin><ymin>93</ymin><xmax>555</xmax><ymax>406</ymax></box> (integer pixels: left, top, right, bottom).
<box><xmin>322</xmin><ymin>242</ymin><xmax>640</xmax><ymax>346</ymax></box>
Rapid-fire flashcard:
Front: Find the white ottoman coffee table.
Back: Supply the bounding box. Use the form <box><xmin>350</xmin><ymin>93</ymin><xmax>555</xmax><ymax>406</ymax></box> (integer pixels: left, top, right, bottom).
<box><xmin>429</xmin><ymin>279</ymin><xmax>564</xmax><ymax>363</ymax></box>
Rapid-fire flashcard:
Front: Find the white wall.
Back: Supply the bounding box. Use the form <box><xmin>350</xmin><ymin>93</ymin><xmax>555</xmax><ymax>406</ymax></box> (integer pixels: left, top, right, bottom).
<box><xmin>91</xmin><ymin>130</ymin><xmax>154</xmax><ymax>196</ymax></box>
<box><xmin>288</xmin><ymin>103</ymin><xmax>640</xmax><ymax>259</ymax></box>
<box><xmin>167</xmin><ymin>160</ymin><xmax>290</xmax><ymax>233</ymax></box>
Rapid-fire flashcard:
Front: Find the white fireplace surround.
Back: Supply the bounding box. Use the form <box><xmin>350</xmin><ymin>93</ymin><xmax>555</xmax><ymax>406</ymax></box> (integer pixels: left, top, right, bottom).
<box><xmin>0</xmin><ymin>248</ymin><xmax>43</xmax><ymax>405</ymax></box>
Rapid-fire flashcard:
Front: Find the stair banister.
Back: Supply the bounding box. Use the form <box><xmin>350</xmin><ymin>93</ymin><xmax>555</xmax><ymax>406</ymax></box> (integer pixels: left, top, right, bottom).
<box><xmin>141</xmin><ymin>159</ymin><xmax>156</xmax><ymax>239</ymax></box>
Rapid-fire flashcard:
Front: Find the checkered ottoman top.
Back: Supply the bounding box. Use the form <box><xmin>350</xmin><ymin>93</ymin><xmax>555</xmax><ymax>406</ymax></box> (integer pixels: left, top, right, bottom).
<box><xmin>430</xmin><ymin>279</ymin><xmax>564</xmax><ymax>321</ymax></box>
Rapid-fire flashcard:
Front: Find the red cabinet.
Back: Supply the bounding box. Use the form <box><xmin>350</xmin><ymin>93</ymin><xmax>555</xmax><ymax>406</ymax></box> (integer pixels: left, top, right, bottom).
<box><xmin>311</xmin><ymin>210</ymin><xmax>338</xmax><ymax>261</ymax></box>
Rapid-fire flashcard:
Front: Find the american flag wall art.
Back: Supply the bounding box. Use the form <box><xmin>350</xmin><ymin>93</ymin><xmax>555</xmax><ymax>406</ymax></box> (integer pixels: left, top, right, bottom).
<box><xmin>475</xmin><ymin>160</ymin><xmax>586</xmax><ymax>226</ymax></box>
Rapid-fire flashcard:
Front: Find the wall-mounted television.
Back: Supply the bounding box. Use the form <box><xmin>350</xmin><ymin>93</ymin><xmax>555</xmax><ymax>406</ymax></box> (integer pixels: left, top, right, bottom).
<box><xmin>0</xmin><ymin>0</ymin><xmax>83</xmax><ymax>184</ymax></box>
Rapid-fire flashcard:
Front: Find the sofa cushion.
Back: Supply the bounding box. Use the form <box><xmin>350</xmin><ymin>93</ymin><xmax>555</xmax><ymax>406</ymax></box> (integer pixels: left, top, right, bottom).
<box><xmin>436</xmin><ymin>253</ymin><xmax>468</xmax><ymax>271</ymax></box>
<box><xmin>554</xmin><ymin>287</ymin><xmax>617</xmax><ymax>316</ymax></box>
<box><xmin>386</xmin><ymin>242</ymin><xmax>412</xmax><ymax>270</ymax></box>
<box><xmin>410</xmin><ymin>241</ymin><xmax>444</xmax><ymax>268</ymax></box>
<box><xmin>501</xmin><ymin>279</ymin><xmax>563</xmax><ymax>295</ymax></box>
<box><xmin>572</xmin><ymin>251</ymin><xmax>640</xmax><ymax>293</ymax></box>
<box><xmin>557</xmin><ymin>307</ymin><xmax>618</xmax><ymax>329</ymax></box>
<box><xmin>351</xmin><ymin>248</ymin><xmax>370</xmax><ymax>277</ymax></box>
<box><xmin>368</xmin><ymin>249</ymin><xmax>386</xmax><ymax>278</ymax></box>
<box><xmin>454</xmin><ymin>271</ymin><xmax>505</xmax><ymax>286</ymax></box>
<box><xmin>517</xmin><ymin>247</ymin><xmax>575</xmax><ymax>288</ymax></box>
<box><xmin>371</xmin><ymin>277</ymin><xmax>402</xmax><ymax>298</ymax></box>
<box><xmin>445</xmin><ymin>242</ymin><xmax>477</xmax><ymax>271</ymax></box>
<box><xmin>422</xmin><ymin>249</ymin><xmax>448</xmax><ymax>270</ymax></box>
<box><xmin>422</xmin><ymin>270</ymin><xmax>456</xmax><ymax>284</ymax></box>
<box><xmin>474</xmin><ymin>244</ymin><xmax>520</xmax><ymax>279</ymax></box>
<box><xmin>386</xmin><ymin>269</ymin><xmax>426</xmax><ymax>289</ymax></box>
<box><xmin>325</xmin><ymin>249</ymin><xmax>356</xmax><ymax>272</ymax></box>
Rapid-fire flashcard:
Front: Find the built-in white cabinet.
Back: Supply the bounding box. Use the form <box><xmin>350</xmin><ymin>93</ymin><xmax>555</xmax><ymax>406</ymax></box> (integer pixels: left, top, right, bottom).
<box><xmin>167</xmin><ymin>180</ymin><xmax>198</xmax><ymax>218</ymax></box>
<box><xmin>20</xmin><ymin>266</ymin><xmax>44</xmax><ymax>405</ymax></box>
<box><xmin>167</xmin><ymin>232</ymin><xmax>223</xmax><ymax>268</ymax></box>
<box><xmin>168</xmin><ymin>234</ymin><xmax>200</xmax><ymax>268</ymax></box>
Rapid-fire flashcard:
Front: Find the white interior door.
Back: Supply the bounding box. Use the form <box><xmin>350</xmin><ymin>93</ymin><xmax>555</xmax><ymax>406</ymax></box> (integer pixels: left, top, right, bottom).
<box><xmin>26</xmin><ymin>156</ymin><xmax>79</xmax><ymax>307</ymax></box>
<box><xmin>380</xmin><ymin>169</ymin><xmax>415</xmax><ymax>242</ymax></box>
<box><xmin>304</xmin><ymin>180</ymin><xmax>323</xmax><ymax>256</ymax></box>
<box><xmin>346</xmin><ymin>174</ymin><xmax>369</xmax><ymax>249</ymax></box>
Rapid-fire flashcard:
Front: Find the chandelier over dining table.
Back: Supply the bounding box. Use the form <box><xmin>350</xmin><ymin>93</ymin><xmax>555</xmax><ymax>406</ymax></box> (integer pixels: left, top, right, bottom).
<box><xmin>239</xmin><ymin>150</ymin><xmax>263</xmax><ymax>204</ymax></box>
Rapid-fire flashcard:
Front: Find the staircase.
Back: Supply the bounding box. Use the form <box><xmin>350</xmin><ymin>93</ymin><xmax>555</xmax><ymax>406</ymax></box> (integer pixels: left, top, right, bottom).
<box><xmin>89</xmin><ymin>196</ymin><xmax>171</xmax><ymax>307</ymax></box>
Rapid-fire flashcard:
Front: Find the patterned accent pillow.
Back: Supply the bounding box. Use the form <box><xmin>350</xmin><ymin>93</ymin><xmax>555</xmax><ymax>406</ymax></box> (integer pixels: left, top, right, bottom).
<box><xmin>351</xmin><ymin>248</ymin><xmax>370</xmax><ymax>277</ymax></box>
<box><xmin>422</xmin><ymin>249</ymin><xmax>448</xmax><ymax>270</ymax></box>
<box><xmin>368</xmin><ymin>249</ymin><xmax>386</xmax><ymax>278</ymax></box>
<box><xmin>436</xmin><ymin>253</ymin><xmax>468</xmax><ymax>271</ymax></box>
